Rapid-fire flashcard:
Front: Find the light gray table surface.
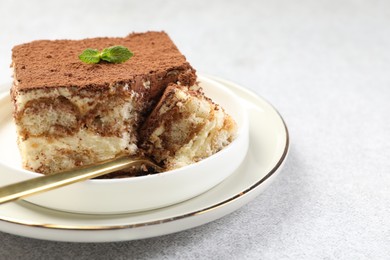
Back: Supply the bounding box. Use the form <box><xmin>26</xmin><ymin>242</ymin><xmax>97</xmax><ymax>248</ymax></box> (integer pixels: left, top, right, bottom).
<box><xmin>0</xmin><ymin>0</ymin><xmax>389</xmax><ymax>259</ymax></box>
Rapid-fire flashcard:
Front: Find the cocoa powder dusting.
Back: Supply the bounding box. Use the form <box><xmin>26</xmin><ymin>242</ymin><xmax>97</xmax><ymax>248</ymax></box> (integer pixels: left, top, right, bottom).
<box><xmin>12</xmin><ymin>31</ymin><xmax>195</xmax><ymax>91</ymax></box>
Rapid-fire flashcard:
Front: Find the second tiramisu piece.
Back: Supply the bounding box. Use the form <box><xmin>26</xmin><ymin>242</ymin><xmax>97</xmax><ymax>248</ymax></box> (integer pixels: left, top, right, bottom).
<box><xmin>140</xmin><ymin>84</ymin><xmax>237</xmax><ymax>170</ymax></box>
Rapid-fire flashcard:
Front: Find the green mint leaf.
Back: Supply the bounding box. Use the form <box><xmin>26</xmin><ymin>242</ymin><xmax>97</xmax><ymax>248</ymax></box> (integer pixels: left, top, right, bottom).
<box><xmin>79</xmin><ymin>46</ymin><xmax>133</xmax><ymax>64</ymax></box>
<box><xmin>78</xmin><ymin>49</ymin><xmax>101</xmax><ymax>64</ymax></box>
<box><xmin>100</xmin><ymin>45</ymin><xmax>133</xmax><ymax>63</ymax></box>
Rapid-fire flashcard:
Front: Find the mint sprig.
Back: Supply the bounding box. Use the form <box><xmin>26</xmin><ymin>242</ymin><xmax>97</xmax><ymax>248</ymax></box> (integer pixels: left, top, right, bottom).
<box><xmin>79</xmin><ymin>45</ymin><xmax>133</xmax><ymax>64</ymax></box>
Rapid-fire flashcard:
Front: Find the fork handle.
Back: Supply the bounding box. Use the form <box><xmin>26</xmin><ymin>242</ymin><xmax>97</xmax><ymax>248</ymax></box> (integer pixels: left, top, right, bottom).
<box><xmin>0</xmin><ymin>157</ymin><xmax>143</xmax><ymax>205</ymax></box>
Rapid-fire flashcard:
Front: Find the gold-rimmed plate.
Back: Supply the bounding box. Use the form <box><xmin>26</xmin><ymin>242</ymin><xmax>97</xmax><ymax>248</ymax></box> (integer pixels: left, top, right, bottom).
<box><xmin>0</xmin><ymin>75</ymin><xmax>289</xmax><ymax>242</ymax></box>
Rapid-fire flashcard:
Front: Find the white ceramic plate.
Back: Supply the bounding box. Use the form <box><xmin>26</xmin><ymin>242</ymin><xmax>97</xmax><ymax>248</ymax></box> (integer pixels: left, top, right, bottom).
<box><xmin>0</xmin><ymin>75</ymin><xmax>249</xmax><ymax>214</ymax></box>
<box><xmin>0</xmin><ymin>75</ymin><xmax>289</xmax><ymax>242</ymax></box>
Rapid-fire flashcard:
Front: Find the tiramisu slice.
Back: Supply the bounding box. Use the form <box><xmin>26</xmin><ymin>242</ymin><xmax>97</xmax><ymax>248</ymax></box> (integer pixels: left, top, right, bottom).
<box><xmin>140</xmin><ymin>84</ymin><xmax>237</xmax><ymax>170</ymax></box>
<box><xmin>11</xmin><ymin>32</ymin><xmax>196</xmax><ymax>174</ymax></box>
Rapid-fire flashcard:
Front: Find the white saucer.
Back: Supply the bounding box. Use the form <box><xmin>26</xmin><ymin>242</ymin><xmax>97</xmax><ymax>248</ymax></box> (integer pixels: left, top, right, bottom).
<box><xmin>0</xmin><ymin>75</ymin><xmax>289</xmax><ymax>242</ymax></box>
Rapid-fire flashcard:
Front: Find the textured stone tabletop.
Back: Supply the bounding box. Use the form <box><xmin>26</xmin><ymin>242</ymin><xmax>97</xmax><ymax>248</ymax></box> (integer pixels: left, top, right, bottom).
<box><xmin>0</xmin><ymin>0</ymin><xmax>389</xmax><ymax>259</ymax></box>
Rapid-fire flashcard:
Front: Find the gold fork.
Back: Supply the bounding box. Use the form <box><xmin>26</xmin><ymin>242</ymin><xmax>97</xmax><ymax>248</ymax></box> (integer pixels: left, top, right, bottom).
<box><xmin>0</xmin><ymin>157</ymin><xmax>163</xmax><ymax>205</ymax></box>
